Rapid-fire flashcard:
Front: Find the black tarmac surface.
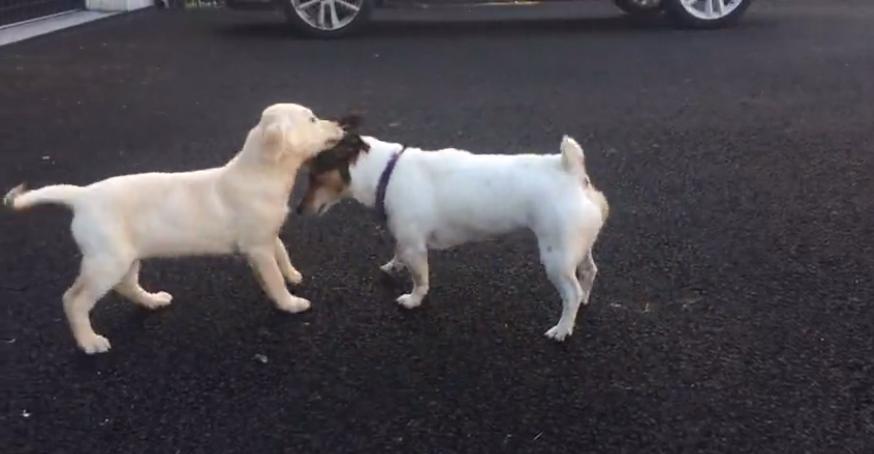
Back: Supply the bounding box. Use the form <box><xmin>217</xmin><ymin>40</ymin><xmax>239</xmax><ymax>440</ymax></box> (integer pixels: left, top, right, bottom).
<box><xmin>3</xmin><ymin>1</ymin><xmax>873</xmax><ymax>453</ymax></box>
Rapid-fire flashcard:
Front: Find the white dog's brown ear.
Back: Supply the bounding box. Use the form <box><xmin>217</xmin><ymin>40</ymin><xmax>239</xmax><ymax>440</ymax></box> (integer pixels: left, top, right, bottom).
<box><xmin>338</xmin><ymin>114</ymin><xmax>362</xmax><ymax>130</ymax></box>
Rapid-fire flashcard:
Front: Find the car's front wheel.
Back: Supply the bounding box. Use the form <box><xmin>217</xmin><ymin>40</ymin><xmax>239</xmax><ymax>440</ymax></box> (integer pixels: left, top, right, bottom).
<box><xmin>280</xmin><ymin>0</ymin><xmax>374</xmax><ymax>38</ymax></box>
<box><xmin>662</xmin><ymin>0</ymin><xmax>753</xmax><ymax>29</ymax></box>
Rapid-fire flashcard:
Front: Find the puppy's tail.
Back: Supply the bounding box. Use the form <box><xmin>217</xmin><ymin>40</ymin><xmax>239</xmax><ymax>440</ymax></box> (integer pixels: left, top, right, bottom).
<box><xmin>3</xmin><ymin>183</ymin><xmax>84</xmax><ymax>212</ymax></box>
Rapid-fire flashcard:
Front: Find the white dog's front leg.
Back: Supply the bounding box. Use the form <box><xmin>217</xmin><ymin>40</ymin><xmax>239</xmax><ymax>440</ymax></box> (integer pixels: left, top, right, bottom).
<box><xmin>246</xmin><ymin>247</ymin><xmax>310</xmax><ymax>313</ymax></box>
<box><xmin>396</xmin><ymin>246</ymin><xmax>429</xmax><ymax>309</ymax></box>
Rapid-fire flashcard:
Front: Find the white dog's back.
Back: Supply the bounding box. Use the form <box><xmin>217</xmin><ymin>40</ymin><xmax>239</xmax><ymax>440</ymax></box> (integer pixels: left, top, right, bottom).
<box><xmin>370</xmin><ymin>136</ymin><xmax>606</xmax><ymax>249</ymax></box>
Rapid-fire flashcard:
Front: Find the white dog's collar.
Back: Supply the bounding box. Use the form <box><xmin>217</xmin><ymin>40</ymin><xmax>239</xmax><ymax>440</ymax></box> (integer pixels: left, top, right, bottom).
<box><xmin>374</xmin><ymin>145</ymin><xmax>407</xmax><ymax>223</ymax></box>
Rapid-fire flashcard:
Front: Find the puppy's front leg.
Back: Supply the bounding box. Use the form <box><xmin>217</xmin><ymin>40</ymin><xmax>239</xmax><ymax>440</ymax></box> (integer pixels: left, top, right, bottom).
<box><xmin>274</xmin><ymin>237</ymin><xmax>303</xmax><ymax>285</ymax></box>
<box><xmin>396</xmin><ymin>245</ymin><xmax>429</xmax><ymax>309</ymax></box>
<box><xmin>246</xmin><ymin>247</ymin><xmax>310</xmax><ymax>313</ymax></box>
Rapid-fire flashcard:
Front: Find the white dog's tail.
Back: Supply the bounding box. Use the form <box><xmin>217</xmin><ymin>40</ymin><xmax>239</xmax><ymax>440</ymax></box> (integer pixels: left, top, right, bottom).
<box><xmin>3</xmin><ymin>183</ymin><xmax>84</xmax><ymax>211</ymax></box>
<box><xmin>587</xmin><ymin>186</ymin><xmax>610</xmax><ymax>222</ymax></box>
<box><xmin>559</xmin><ymin>135</ymin><xmax>610</xmax><ymax>222</ymax></box>
<box><xmin>560</xmin><ymin>135</ymin><xmax>586</xmax><ymax>176</ymax></box>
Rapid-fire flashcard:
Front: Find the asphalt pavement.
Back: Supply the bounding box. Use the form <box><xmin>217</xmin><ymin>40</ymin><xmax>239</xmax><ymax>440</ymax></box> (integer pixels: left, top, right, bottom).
<box><xmin>2</xmin><ymin>1</ymin><xmax>873</xmax><ymax>453</ymax></box>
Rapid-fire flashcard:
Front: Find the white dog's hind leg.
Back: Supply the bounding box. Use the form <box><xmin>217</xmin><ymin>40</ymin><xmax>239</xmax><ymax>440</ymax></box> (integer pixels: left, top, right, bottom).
<box><xmin>576</xmin><ymin>250</ymin><xmax>598</xmax><ymax>307</ymax></box>
<box><xmin>64</xmin><ymin>255</ymin><xmax>132</xmax><ymax>354</ymax></box>
<box><xmin>246</xmin><ymin>247</ymin><xmax>310</xmax><ymax>313</ymax></box>
<box><xmin>544</xmin><ymin>268</ymin><xmax>583</xmax><ymax>341</ymax></box>
<box><xmin>114</xmin><ymin>260</ymin><xmax>173</xmax><ymax>309</ymax></box>
<box><xmin>274</xmin><ymin>237</ymin><xmax>303</xmax><ymax>285</ymax></box>
<box><xmin>396</xmin><ymin>245</ymin><xmax>429</xmax><ymax>309</ymax></box>
<box><xmin>540</xmin><ymin>242</ymin><xmax>584</xmax><ymax>342</ymax></box>
<box><xmin>379</xmin><ymin>249</ymin><xmax>406</xmax><ymax>276</ymax></box>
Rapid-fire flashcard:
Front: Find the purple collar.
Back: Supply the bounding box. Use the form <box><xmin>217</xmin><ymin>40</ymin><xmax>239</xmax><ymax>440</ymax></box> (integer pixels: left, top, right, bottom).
<box><xmin>375</xmin><ymin>145</ymin><xmax>406</xmax><ymax>222</ymax></box>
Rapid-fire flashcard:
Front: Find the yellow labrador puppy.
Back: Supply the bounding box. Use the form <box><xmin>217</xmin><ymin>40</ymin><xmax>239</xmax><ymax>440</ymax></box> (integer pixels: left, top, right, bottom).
<box><xmin>3</xmin><ymin>103</ymin><xmax>345</xmax><ymax>354</ymax></box>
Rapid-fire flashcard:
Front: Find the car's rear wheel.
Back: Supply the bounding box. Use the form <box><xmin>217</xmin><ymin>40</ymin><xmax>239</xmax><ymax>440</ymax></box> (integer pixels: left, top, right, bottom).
<box><xmin>662</xmin><ymin>0</ymin><xmax>753</xmax><ymax>29</ymax></box>
<box><xmin>280</xmin><ymin>0</ymin><xmax>374</xmax><ymax>38</ymax></box>
<box><xmin>614</xmin><ymin>0</ymin><xmax>664</xmax><ymax>17</ymax></box>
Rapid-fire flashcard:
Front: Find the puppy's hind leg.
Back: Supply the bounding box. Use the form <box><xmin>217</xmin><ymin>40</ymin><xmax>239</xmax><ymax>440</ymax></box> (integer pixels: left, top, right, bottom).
<box><xmin>274</xmin><ymin>237</ymin><xmax>303</xmax><ymax>285</ymax></box>
<box><xmin>64</xmin><ymin>255</ymin><xmax>133</xmax><ymax>354</ymax></box>
<box><xmin>539</xmin><ymin>239</ymin><xmax>584</xmax><ymax>342</ymax></box>
<box><xmin>246</xmin><ymin>245</ymin><xmax>310</xmax><ymax>313</ymax></box>
<box><xmin>114</xmin><ymin>260</ymin><xmax>173</xmax><ymax>309</ymax></box>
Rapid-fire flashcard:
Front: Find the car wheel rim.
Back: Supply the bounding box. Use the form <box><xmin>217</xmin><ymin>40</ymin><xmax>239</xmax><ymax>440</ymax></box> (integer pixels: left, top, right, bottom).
<box><xmin>679</xmin><ymin>0</ymin><xmax>743</xmax><ymax>20</ymax></box>
<box><xmin>292</xmin><ymin>0</ymin><xmax>364</xmax><ymax>31</ymax></box>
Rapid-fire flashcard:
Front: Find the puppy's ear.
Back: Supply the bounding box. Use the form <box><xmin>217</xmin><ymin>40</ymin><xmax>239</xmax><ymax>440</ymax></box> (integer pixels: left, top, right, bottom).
<box><xmin>260</xmin><ymin>118</ymin><xmax>299</xmax><ymax>163</ymax></box>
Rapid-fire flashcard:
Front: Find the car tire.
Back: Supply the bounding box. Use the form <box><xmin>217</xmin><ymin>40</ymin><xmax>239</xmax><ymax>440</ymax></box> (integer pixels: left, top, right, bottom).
<box><xmin>279</xmin><ymin>0</ymin><xmax>375</xmax><ymax>39</ymax></box>
<box><xmin>662</xmin><ymin>0</ymin><xmax>753</xmax><ymax>29</ymax></box>
<box><xmin>613</xmin><ymin>0</ymin><xmax>664</xmax><ymax>17</ymax></box>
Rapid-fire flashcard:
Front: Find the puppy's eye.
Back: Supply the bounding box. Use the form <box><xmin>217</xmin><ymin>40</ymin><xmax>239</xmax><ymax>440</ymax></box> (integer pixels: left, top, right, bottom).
<box><xmin>310</xmin><ymin>117</ymin><xmax>317</xmax><ymax>124</ymax></box>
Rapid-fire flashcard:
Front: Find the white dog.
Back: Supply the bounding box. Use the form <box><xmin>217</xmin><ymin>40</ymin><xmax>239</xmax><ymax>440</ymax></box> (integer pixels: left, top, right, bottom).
<box><xmin>296</xmin><ymin>133</ymin><xmax>609</xmax><ymax>341</ymax></box>
<box><xmin>3</xmin><ymin>103</ymin><xmax>346</xmax><ymax>354</ymax></box>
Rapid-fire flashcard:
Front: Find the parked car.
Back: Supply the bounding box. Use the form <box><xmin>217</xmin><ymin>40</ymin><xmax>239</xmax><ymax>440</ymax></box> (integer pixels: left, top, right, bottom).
<box><xmin>225</xmin><ymin>0</ymin><xmax>755</xmax><ymax>39</ymax></box>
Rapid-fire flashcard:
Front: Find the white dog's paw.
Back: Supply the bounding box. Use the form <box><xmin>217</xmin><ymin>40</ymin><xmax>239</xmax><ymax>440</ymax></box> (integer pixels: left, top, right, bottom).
<box><xmin>277</xmin><ymin>295</ymin><xmax>311</xmax><ymax>313</ymax></box>
<box><xmin>282</xmin><ymin>267</ymin><xmax>303</xmax><ymax>285</ymax></box>
<box><xmin>380</xmin><ymin>260</ymin><xmax>403</xmax><ymax>275</ymax></box>
<box><xmin>379</xmin><ymin>262</ymin><xmax>397</xmax><ymax>275</ymax></box>
<box><xmin>78</xmin><ymin>334</ymin><xmax>112</xmax><ymax>354</ymax></box>
<box><xmin>545</xmin><ymin>324</ymin><xmax>573</xmax><ymax>342</ymax></box>
<box><xmin>143</xmin><ymin>291</ymin><xmax>173</xmax><ymax>309</ymax></box>
<box><xmin>396</xmin><ymin>293</ymin><xmax>422</xmax><ymax>309</ymax></box>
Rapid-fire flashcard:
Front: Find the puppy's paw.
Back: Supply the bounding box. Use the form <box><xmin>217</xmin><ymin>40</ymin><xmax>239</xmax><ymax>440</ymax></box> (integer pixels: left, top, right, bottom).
<box><xmin>396</xmin><ymin>293</ymin><xmax>422</xmax><ymax>309</ymax></box>
<box><xmin>78</xmin><ymin>334</ymin><xmax>112</xmax><ymax>354</ymax></box>
<box><xmin>544</xmin><ymin>324</ymin><xmax>573</xmax><ymax>342</ymax></box>
<box><xmin>277</xmin><ymin>295</ymin><xmax>311</xmax><ymax>313</ymax></box>
<box><xmin>284</xmin><ymin>268</ymin><xmax>303</xmax><ymax>285</ymax></box>
<box><xmin>3</xmin><ymin>183</ymin><xmax>25</xmax><ymax>208</ymax></box>
<box><xmin>142</xmin><ymin>291</ymin><xmax>173</xmax><ymax>309</ymax></box>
